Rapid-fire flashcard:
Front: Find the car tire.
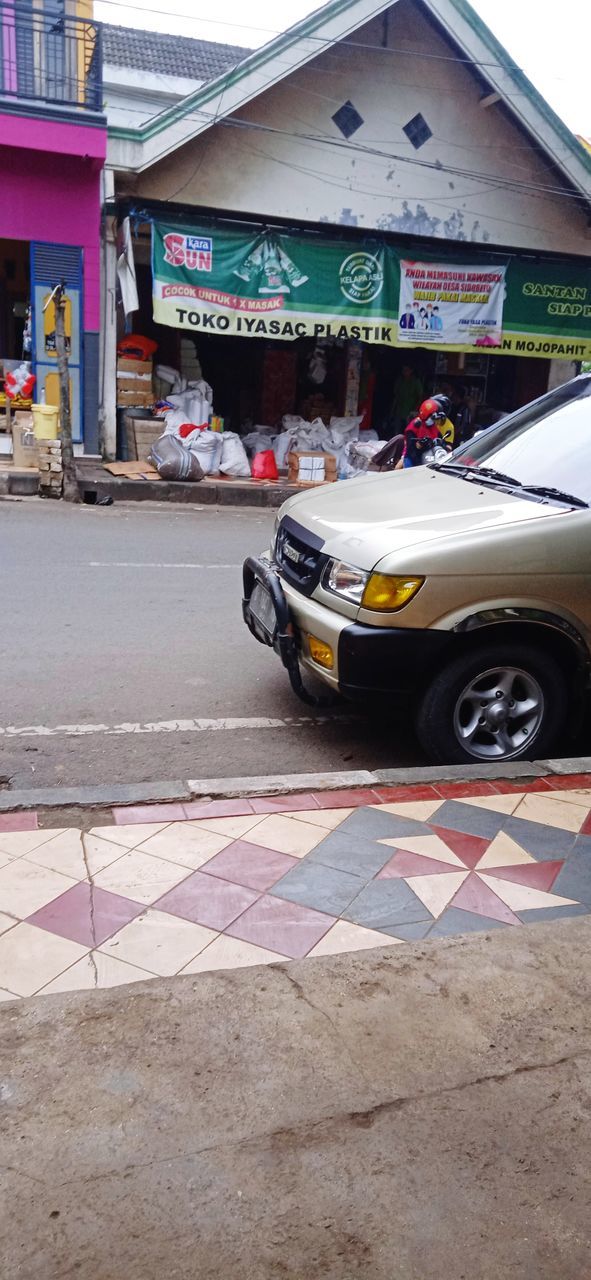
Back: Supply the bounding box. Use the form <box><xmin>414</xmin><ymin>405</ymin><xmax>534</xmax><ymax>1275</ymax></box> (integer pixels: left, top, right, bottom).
<box><xmin>415</xmin><ymin>642</ymin><xmax>567</xmax><ymax>765</ymax></box>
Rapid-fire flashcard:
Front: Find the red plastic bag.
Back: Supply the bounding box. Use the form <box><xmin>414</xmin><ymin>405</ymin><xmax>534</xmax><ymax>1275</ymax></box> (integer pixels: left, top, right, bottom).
<box><xmin>117</xmin><ymin>334</ymin><xmax>158</xmax><ymax>360</ymax></box>
<box><xmin>251</xmin><ymin>450</ymin><xmax>278</xmax><ymax>480</ymax></box>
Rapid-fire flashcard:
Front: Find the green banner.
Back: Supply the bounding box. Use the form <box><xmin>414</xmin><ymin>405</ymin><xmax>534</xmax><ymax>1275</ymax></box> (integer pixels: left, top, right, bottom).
<box><xmin>152</xmin><ymin>221</ymin><xmax>591</xmax><ymax>360</ymax></box>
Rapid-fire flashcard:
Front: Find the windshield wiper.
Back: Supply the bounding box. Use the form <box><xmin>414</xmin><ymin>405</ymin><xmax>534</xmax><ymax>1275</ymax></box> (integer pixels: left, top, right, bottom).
<box><xmin>433</xmin><ymin>461</ymin><xmax>519</xmax><ymax>486</ymax></box>
<box><xmin>510</xmin><ymin>484</ymin><xmax>589</xmax><ymax>509</ymax></box>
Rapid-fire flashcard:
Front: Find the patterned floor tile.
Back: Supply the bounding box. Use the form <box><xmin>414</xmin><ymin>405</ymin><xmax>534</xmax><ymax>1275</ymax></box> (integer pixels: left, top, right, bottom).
<box><xmin>112</xmin><ymin>804</ymin><xmax>186</xmax><ymax>824</ymax></box>
<box><xmin>544</xmin><ymin>789</ymin><xmax>591</xmax><ymax>806</ymax></box>
<box><xmin>157</xmin><ymin>871</ymin><xmax>259</xmax><ymax>931</ymax></box>
<box><xmin>187</xmin><ymin>815</ymin><xmax>267</xmax><ymax>839</ymax></box>
<box><xmin>181</xmin><ymin>799</ymin><xmax>255</xmax><ymax>820</ymax></box>
<box><xmin>27</xmin><ymin>882</ymin><xmax>143</xmax><ymax>947</ymax></box>
<box><xmin>313</xmin><ymin>788</ymin><xmax>380</xmax><ymax>809</ymax></box>
<box><xmin>406</xmin><ymin>871</ymin><xmax>470</xmax><ymax>918</ymax></box>
<box><xmin>0</xmin><ymin>912</ymin><xmax>17</xmax><ymax>937</ymax></box>
<box><xmin>0</xmin><ymin>813</ymin><xmax>38</xmax><ymax>832</ymax></box>
<box><xmin>343</xmin><ymin>878</ymin><xmax>432</xmax><ymax>931</ymax></box>
<box><xmin>199</xmin><ymin>841</ymin><xmax>298</xmax><ymax>892</ymax></box>
<box><xmin>512</xmin><ymin>793</ymin><xmax>589</xmax><ymax>833</ymax></box>
<box><xmin>381</xmin><ymin>920</ymin><xmax>433</xmax><ymax>941</ymax></box>
<box><xmin>374</xmin><ymin>800</ymin><xmax>445</xmax><ymax>822</ymax></box>
<box><xmin>338</xmin><ymin>807</ymin><xmax>428</xmax><ymax>842</ymax></box>
<box><xmin>270</xmin><ymin>859</ymin><xmax>365</xmax><ymax>916</ymax></box>
<box><xmin>502</xmin><ymin>816</ymin><xmax>577</xmax><ymax>860</ymax></box>
<box><xmin>88</xmin><ymin>822</ymin><xmax>172</xmax><ymax>849</ymax></box>
<box><xmin>180</xmin><ymin>935</ymin><xmax>289</xmax><ymax>973</ymax></box>
<box><xmin>249</xmin><ymin>794</ymin><xmax>320</xmax><ymax>814</ymax></box>
<box><xmin>93</xmin><ymin>849</ymin><xmax>193</xmax><ymax>906</ymax></box>
<box><xmin>100</xmin><ymin>909</ymin><xmax>217</xmax><ymax>975</ymax></box>
<box><xmin>0</xmin><ymin>828</ymin><xmax>67</xmax><ymax>859</ymax></box>
<box><xmin>0</xmin><ymin>922</ymin><xmax>87</xmax><ymax>997</ymax></box>
<box><xmin>478</xmin><ymin>873</ymin><xmax>577</xmax><ymax>914</ymax></box>
<box><xmin>308</xmin><ymin>920</ymin><xmax>403</xmax><ymax>957</ymax></box>
<box><xmin>26</xmin><ymin>831</ymin><xmax>126</xmax><ymax>881</ymax></box>
<box><xmin>430</xmin><ymin>827</ymin><xmax>491</xmax><ymax>869</ymax></box>
<box><xmin>553</xmin><ymin>843</ymin><xmax>591</xmax><ymax>904</ymax></box>
<box><xmin>516</xmin><ymin>903</ymin><xmax>590</xmax><ymax>924</ymax></box>
<box><xmin>378</xmin><ymin>849</ymin><xmax>461</xmax><ymax>879</ymax></box>
<box><xmin>287</xmin><ymin>808</ymin><xmax>354</xmax><ymax>830</ymax></box>
<box><xmin>483</xmin><ymin>860</ymin><xmax>563</xmax><ymax>892</ymax></box>
<box><xmin>428</xmin><ymin>908</ymin><xmax>509</xmax><ymax>937</ymax></box>
<box><xmin>0</xmin><ymin>988</ymin><xmax>19</xmax><ymax>1002</ymax></box>
<box><xmin>39</xmin><ymin>952</ymin><xmax>155</xmax><ymax>994</ymax></box>
<box><xmin>428</xmin><ymin>801</ymin><xmax>507</xmax><ymax>840</ymax></box>
<box><xmin>378</xmin><ymin>834</ymin><xmax>465</xmax><ymax>867</ymax></box>
<box><xmin>305</xmin><ymin>829</ymin><xmax>393</xmax><ymax>879</ymax></box>
<box><xmin>450</xmin><ymin>793</ymin><xmax>524</xmax><ymax>815</ymax></box>
<box><xmin>226</xmin><ymin>895</ymin><xmax>335</xmax><ymax>959</ymax></box>
<box><xmin>135</xmin><ymin>824</ymin><xmax>233</xmax><ymax>870</ymax></box>
<box><xmin>449</xmin><ymin>875</ymin><xmax>520</xmax><ymax>926</ymax></box>
<box><xmin>0</xmin><ymin>858</ymin><xmax>76</xmax><ymax>918</ymax></box>
<box><xmin>475</xmin><ymin>833</ymin><xmax>535</xmax><ymax>869</ymax></box>
<box><xmin>0</xmin><ymin>852</ymin><xmax>13</xmax><ymax>869</ymax></box>
<box><xmin>239</xmin><ymin>814</ymin><xmax>327</xmax><ymax>857</ymax></box>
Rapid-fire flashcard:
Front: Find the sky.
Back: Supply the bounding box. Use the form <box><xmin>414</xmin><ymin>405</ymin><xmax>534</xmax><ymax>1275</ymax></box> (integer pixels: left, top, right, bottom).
<box><xmin>93</xmin><ymin>0</ymin><xmax>590</xmax><ymax>137</ymax></box>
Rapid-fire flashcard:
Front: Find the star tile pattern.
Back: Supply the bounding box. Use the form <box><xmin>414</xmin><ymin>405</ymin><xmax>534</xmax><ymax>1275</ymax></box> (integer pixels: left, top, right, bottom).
<box><xmin>1</xmin><ymin>779</ymin><xmax>590</xmax><ymax>1001</ymax></box>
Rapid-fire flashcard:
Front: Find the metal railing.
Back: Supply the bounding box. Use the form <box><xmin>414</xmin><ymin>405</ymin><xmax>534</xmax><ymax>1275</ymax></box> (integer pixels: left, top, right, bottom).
<box><xmin>0</xmin><ymin>3</ymin><xmax>102</xmax><ymax>113</ymax></box>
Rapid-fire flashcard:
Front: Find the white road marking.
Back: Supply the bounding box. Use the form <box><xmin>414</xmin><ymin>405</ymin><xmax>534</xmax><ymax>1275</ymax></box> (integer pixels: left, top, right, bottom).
<box><xmin>88</xmin><ymin>562</ymin><xmax>242</xmax><ymax>569</ymax></box>
<box><xmin>0</xmin><ymin>716</ymin><xmax>343</xmax><ymax>738</ymax></box>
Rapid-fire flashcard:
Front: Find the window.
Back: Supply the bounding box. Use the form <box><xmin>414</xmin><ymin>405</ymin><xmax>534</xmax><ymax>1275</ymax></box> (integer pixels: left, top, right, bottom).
<box><xmin>403</xmin><ymin>113</ymin><xmax>432</xmax><ymax>149</ymax></box>
<box><xmin>332</xmin><ymin>100</ymin><xmax>364</xmax><ymax>139</ymax></box>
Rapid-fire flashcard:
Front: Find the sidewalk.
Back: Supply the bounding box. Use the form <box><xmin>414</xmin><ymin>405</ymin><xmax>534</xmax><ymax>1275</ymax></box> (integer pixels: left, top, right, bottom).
<box><xmin>1</xmin><ymin>771</ymin><xmax>590</xmax><ymax>1000</ymax></box>
<box><xmin>2</xmin><ymin>913</ymin><xmax>591</xmax><ymax>1278</ymax></box>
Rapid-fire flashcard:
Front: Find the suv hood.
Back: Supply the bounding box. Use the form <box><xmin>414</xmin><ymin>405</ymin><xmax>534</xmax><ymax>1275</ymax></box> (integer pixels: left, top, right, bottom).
<box><xmin>283</xmin><ymin>467</ymin><xmax>563</xmax><ymax>572</ymax></box>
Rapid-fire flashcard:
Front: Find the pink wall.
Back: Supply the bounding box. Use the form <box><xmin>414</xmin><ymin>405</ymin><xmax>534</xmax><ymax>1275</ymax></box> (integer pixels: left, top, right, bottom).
<box><xmin>0</xmin><ymin>142</ymin><xmax>102</xmax><ymax>330</ymax></box>
<box><xmin>2</xmin><ymin>112</ymin><xmax>106</xmax><ymax>161</ymax></box>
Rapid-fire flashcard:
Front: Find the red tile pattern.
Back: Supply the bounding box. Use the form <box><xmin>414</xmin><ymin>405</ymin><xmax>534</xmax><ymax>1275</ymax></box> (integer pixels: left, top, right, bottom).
<box><xmin>431</xmin><ymin>827</ymin><xmax>491</xmax><ymax>870</ymax></box>
<box><xmin>199</xmin><ymin>841</ymin><xmax>298</xmax><ymax>892</ymax></box>
<box><xmin>112</xmin><ymin>804</ymin><xmax>187</xmax><ymax>825</ymax></box>
<box><xmin>226</xmin><ymin>894</ymin><xmax>336</xmax><ymax>958</ymax></box>
<box><xmin>157</xmin><ymin>871</ymin><xmax>260</xmax><ymax>931</ymax></box>
<box><xmin>27</xmin><ymin>882</ymin><xmax>143</xmax><ymax>947</ymax></box>
<box><xmin>0</xmin><ymin>813</ymin><xmax>39</xmax><ymax>832</ymax></box>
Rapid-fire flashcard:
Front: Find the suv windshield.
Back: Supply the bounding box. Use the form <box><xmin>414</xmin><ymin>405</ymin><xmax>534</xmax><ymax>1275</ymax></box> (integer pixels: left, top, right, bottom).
<box><xmin>437</xmin><ymin>376</ymin><xmax>591</xmax><ymax>506</ymax></box>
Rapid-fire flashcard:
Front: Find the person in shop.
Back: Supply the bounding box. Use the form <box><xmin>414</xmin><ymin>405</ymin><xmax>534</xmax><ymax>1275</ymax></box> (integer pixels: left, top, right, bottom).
<box><xmin>390</xmin><ymin>363</ymin><xmax>423</xmax><ymax>432</ymax></box>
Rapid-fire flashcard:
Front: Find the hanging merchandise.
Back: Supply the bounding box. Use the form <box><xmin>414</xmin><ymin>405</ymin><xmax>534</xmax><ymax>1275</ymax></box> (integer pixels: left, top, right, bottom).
<box><xmin>117</xmin><ymin>217</ymin><xmax>140</xmax><ymax>318</ymax></box>
<box><xmin>5</xmin><ymin>362</ymin><xmax>35</xmax><ymax>400</ymax></box>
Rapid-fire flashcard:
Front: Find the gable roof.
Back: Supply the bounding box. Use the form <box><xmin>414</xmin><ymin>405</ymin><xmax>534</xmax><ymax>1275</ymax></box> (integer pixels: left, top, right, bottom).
<box><xmin>107</xmin><ymin>0</ymin><xmax>591</xmax><ymax>207</ymax></box>
<box><xmin>103</xmin><ymin>24</ymin><xmax>250</xmax><ymax>84</ymax></box>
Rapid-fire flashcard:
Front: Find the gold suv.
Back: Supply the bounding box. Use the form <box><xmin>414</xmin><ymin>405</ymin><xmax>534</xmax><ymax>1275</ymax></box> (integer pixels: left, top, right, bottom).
<box><xmin>243</xmin><ymin>375</ymin><xmax>591</xmax><ymax>764</ymax></box>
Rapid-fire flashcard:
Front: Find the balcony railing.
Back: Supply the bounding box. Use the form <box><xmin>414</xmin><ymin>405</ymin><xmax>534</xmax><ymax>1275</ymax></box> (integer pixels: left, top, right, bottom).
<box><xmin>0</xmin><ymin>3</ymin><xmax>103</xmax><ymax>113</ymax></box>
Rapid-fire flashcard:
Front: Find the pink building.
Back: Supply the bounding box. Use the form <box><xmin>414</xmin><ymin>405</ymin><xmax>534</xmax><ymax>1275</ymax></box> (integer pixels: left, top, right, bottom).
<box><xmin>0</xmin><ymin>2</ymin><xmax>106</xmax><ymax>449</ymax></box>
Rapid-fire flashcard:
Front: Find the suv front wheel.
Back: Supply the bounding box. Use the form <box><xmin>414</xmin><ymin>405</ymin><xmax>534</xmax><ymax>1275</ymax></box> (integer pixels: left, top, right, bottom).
<box><xmin>416</xmin><ymin>642</ymin><xmax>567</xmax><ymax>764</ymax></box>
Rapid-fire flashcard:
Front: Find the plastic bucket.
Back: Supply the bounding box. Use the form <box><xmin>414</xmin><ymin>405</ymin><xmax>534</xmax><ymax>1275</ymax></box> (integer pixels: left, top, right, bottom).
<box><xmin>32</xmin><ymin>403</ymin><xmax>59</xmax><ymax>441</ymax></box>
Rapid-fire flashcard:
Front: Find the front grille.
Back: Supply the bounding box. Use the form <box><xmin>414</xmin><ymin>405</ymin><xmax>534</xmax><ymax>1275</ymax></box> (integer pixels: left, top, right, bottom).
<box><xmin>275</xmin><ymin>517</ymin><xmax>326</xmax><ymax>595</ymax></box>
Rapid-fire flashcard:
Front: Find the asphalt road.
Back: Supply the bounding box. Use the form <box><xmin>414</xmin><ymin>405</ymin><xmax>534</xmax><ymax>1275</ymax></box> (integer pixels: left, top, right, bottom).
<box><xmin>0</xmin><ymin>500</ymin><xmax>425</xmax><ymax>790</ymax></box>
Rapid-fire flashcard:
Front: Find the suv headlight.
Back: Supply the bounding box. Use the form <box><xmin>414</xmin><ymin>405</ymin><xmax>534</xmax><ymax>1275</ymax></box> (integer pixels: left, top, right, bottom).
<box><xmin>325</xmin><ymin>560</ymin><xmax>424</xmax><ymax>611</ymax></box>
<box><xmin>325</xmin><ymin>559</ymin><xmax>369</xmax><ymax>603</ymax></box>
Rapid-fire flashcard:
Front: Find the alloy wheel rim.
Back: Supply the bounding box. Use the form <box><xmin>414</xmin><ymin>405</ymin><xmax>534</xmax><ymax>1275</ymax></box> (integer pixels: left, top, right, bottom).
<box><xmin>452</xmin><ymin>665</ymin><xmax>544</xmax><ymax>761</ymax></box>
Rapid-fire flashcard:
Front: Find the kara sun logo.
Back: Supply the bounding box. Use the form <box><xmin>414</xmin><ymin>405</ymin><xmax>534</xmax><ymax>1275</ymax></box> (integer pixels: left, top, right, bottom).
<box><xmin>339</xmin><ymin>251</ymin><xmax>383</xmax><ymax>304</ymax></box>
<box><xmin>163</xmin><ymin>233</ymin><xmax>213</xmax><ymax>271</ymax></box>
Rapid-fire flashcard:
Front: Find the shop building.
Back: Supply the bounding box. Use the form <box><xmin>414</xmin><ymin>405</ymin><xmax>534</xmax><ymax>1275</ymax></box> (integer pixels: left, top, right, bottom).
<box><xmin>100</xmin><ymin>0</ymin><xmax>591</xmax><ymax>460</ymax></box>
<box><xmin>0</xmin><ymin>0</ymin><xmax>106</xmax><ymax>452</ymax></box>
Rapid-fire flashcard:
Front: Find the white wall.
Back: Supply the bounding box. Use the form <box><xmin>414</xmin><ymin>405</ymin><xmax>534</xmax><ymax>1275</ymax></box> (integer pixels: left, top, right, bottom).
<box><xmin>103</xmin><ymin>65</ymin><xmax>205</xmax><ymax>130</ymax></box>
<box><xmin>118</xmin><ymin>0</ymin><xmax>590</xmax><ymax>256</ymax></box>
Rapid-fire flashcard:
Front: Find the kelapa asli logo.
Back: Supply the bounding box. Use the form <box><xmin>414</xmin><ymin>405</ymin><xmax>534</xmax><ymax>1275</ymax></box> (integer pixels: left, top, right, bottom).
<box><xmin>163</xmin><ymin>233</ymin><xmax>213</xmax><ymax>272</ymax></box>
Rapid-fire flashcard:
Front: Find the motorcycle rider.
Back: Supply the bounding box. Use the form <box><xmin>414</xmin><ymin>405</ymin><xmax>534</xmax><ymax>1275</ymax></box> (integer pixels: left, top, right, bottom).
<box><xmin>401</xmin><ymin>397</ymin><xmax>449</xmax><ymax>468</ymax></box>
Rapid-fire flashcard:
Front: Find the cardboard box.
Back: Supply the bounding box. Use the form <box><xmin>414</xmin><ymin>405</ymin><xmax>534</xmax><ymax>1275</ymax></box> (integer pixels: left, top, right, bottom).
<box><xmin>288</xmin><ymin>450</ymin><xmax>337</xmax><ymax>486</ymax></box>
<box><xmin>116</xmin><ymin>357</ymin><xmax>153</xmax><ymax>376</ymax></box>
<box><xmin>123</xmin><ymin>414</ymin><xmax>166</xmax><ymax>461</ymax></box>
<box><xmin>11</xmin><ymin>412</ymin><xmax>38</xmax><ymax>469</ymax></box>
<box><xmin>117</xmin><ymin>389</ymin><xmax>154</xmax><ymax>409</ymax></box>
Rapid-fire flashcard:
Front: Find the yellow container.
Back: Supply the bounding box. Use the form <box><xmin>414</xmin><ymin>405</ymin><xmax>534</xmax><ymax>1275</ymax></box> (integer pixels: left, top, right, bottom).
<box><xmin>32</xmin><ymin>403</ymin><xmax>59</xmax><ymax>441</ymax></box>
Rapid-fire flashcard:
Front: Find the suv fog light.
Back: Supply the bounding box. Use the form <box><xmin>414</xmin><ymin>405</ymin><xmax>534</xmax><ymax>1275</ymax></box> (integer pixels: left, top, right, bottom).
<box><xmin>308</xmin><ymin>635</ymin><xmax>334</xmax><ymax>669</ymax></box>
<box><xmin>362</xmin><ymin>574</ymin><xmax>425</xmax><ymax>611</ymax></box>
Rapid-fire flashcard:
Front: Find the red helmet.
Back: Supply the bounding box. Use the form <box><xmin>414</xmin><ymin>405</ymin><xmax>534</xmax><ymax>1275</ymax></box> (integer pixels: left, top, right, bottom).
<box><xmin>418</xmin><ymin>397</ymin><xmax>441</xmax><ymax>424</ymax></box>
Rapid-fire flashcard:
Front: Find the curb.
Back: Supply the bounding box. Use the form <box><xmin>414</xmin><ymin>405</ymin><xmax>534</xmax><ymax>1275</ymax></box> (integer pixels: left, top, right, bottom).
<box><xmin>2</xmin><ymin>757</ymin><xmax>591</xmax><ymax>811</ymax></box>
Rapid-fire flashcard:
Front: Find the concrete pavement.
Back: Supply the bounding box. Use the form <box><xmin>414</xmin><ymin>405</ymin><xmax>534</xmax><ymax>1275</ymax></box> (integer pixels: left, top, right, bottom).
<box><xmin>0</xmin><ymin>501</ymin><xmax>423</xmax><ymax>791</ymax></box>
<box><xmin>2</xmin><ymin>914</ymin><xmax>591</xmax><ymax>1279</ymax></box>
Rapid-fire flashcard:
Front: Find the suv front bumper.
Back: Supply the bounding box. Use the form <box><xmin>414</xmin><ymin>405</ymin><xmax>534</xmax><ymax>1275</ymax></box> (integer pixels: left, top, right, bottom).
<box><xmin>243</xmin><ymin>555</ymin><xmax>454</xmax><ymax>703</ymax></box>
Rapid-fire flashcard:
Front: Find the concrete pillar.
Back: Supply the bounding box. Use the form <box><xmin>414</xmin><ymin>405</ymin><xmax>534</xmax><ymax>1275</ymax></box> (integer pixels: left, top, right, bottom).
<box><xmin>547</xmin><ymin>358</ymin><xmax>578</xmax><ymax>391</ymax></box>
<box><xmin>99</xmin><ymin>211</ymin><xmax>118</xmax><ymax>460</ymax></box>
